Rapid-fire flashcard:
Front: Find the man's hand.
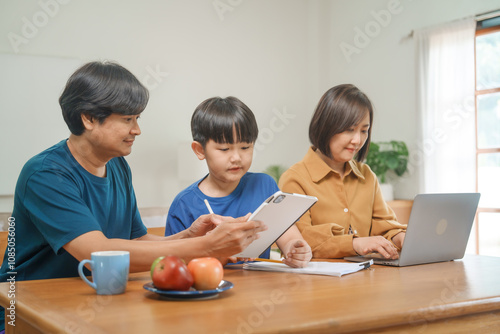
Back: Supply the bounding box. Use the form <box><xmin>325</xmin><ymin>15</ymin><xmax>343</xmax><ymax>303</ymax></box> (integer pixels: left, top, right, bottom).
<box><xmin>353</xmin><ymin>236</ymin><xmax>399</xmax><ymax>259</ymax></box>
<box><xmin>187</xmin><ymin>213</ymin><xmax>238</xmax><ymax>238</ymax></box>
<box><xmin>281</xmin><ymin>239</ymin><xmax>312</xmax><ymax>268</ymax></box>
<box><xmin>203</xmin><ymin>214</ymin><xmax>267</xmax><ymax>258</ymax></box>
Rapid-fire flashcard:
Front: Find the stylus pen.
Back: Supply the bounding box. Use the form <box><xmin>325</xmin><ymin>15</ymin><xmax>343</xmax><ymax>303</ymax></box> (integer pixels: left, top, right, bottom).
<box><xmin>204</xmin><ymin>199</ymin><xmax>214</xmax><ymax>214</ymax></box>
<box><xmin>235</xmin><ymin>257</ymin><xmax>283</xmax><ymax>264</ymax></box>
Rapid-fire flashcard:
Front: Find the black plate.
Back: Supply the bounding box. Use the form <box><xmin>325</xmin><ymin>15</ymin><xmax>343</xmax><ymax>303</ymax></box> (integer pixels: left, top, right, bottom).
<box><xmin>143</xmin><ymin>280</ymin><xmax>234</xmax><ymax>300</ymax></box>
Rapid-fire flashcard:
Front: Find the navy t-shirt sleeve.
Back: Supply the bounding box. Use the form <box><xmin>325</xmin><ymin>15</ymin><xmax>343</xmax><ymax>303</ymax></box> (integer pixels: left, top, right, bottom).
<box><xmin>23</xmin><ymin>169</ymin><xmax>103</xmax><ymax>255</ymax></box>
<box><xmin>124</xmin><ymin>166</ymin><xmax>147</xmax><ymax>239</ymax></box>
<box><xmin>131</xmin><ymin>206</ymin><xmax>147</xmax><ymax>239</ymax></box>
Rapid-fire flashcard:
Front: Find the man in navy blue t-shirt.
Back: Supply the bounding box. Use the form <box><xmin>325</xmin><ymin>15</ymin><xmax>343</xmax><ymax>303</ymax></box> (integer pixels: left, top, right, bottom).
<box><xmin>0</xmin><ymin>62</ymin><xmax>266</xmax><ymax>330</ymax></box>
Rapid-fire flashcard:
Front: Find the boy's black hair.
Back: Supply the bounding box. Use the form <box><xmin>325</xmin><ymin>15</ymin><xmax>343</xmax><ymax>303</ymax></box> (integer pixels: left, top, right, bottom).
<box><xmin>59</xmin><ymin>61</ymin><xmax>149</xmax><ymax>135</ymax></box>
<box><xmin>191</xmin><ymin>96</ymin><xmax>258</xmax><ymax>147</ymax></box>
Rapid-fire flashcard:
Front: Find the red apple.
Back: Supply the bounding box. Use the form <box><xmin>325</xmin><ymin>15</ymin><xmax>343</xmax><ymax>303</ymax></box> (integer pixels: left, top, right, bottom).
<box><xmin>187</xmin><ymin>257</ymin><xmax>224</xmax><ymax>290</ymax></box>
<box><xmin>152</xmin><ymin>255</ymin><xmax>193</xmax><ymax>291</ymax></box>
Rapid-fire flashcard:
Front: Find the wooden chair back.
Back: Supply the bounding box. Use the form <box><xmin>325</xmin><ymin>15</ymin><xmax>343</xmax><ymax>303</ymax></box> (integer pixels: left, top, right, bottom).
<box><xmin>0</xmin><ymin>231</ymin><xmax>8</xmax><ymax>266</ymax></box>
<box><xmin>147</xmin><ymin>227</ymin><xmax>165</xmax><ymax>237</ymax></box>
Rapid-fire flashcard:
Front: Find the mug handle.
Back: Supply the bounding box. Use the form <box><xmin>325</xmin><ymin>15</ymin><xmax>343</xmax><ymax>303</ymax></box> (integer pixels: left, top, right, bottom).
<box><xmin>78</xmin><ymin>259</ymin><xmax>96</xmax><ymax>290</ymax></box>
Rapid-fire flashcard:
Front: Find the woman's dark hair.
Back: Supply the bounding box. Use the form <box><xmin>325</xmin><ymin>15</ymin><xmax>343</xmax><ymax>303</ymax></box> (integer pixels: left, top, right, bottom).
<box><xmin>309</xmin><ymin>84</ymin><xmax>373</xmax><ymax>162</ymax></box>
<box><xmin>191</xmin><ymin>96</ymin><xmax>258</xmax><ymax>147</ymax></box>
<box><xmin>59</xmin><ymin>61</ymin><xmax>149</xmax><ymax>135</ymax></box>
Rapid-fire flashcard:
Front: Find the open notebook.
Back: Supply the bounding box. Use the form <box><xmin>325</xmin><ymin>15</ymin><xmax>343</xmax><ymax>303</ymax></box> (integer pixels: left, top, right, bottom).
<box><xmin>243</xmin><ymin>260</ymin><xmax>372</xmax><ymax>277</ymax></box>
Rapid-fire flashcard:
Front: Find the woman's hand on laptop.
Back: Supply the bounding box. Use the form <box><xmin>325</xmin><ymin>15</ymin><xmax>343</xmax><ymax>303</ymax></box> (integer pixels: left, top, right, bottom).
<box><xmin>392</xmin><ymin>232</ymin><xmax>406</xmax><ymax>250</ymax></box>
<box><xmin>353</xmin><ymin>236</ymin><xmax>399</xmax><ymax>259</ymax></box>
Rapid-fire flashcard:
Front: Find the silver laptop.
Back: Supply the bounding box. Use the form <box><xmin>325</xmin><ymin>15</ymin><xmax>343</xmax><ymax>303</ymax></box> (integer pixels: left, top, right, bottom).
<box><xmin>344</xmin><ymin>193</ymin><xmax>480</xmax><ymax>267</ymax></box>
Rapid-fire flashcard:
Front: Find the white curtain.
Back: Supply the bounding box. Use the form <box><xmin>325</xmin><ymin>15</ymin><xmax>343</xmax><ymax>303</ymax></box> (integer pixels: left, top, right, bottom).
<box><xmin>414</xmin><ymin>18</ymin><xmax>476</xmax><ymax>193</ymax></box>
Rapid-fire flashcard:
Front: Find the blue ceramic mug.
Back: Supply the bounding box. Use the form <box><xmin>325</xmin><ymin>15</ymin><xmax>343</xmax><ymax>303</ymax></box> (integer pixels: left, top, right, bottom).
<box><xmin>78</xmin><ymin>251</ymin><xmax>130</xmax><ymax>295</ymax></box>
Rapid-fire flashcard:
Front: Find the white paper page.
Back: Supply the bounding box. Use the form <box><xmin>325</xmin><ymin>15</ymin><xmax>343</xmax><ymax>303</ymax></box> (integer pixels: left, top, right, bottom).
<box><xmin>243</xmin><ymin>260</ymin><xmax>373</xmax><ymax>277</ymax></box>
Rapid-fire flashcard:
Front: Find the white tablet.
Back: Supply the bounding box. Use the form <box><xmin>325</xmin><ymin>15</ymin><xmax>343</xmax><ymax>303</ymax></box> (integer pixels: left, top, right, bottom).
<box><xmin>234</xmin><ymin>191</ymin><xmax>318</xmax><ymax>258</ymax></box>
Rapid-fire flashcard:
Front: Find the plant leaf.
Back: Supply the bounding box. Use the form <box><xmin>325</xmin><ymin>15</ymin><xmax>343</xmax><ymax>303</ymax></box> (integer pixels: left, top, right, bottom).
<box><xmin>364</xmin><ymin>140</ymin><xmax>409</xmax><ymax>182</ymax></box>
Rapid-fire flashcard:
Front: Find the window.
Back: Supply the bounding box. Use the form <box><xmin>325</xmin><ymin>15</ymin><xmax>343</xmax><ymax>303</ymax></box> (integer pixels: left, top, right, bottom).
<box><xmin>475</xmin><ymin>18</ymin><xmax>500</xmax><ymax>256</ymax></box>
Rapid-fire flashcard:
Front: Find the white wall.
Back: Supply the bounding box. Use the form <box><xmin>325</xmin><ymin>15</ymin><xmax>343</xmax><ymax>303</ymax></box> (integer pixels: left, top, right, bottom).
<box><xmin>0</xmin><ymin>0</ymin><xmax>313</xmax><ymax>210</ymax></box>
<box><xmin>0</xmin><ymin>0</ymin><xmax>498</xmax><ymax>211</ymax></box>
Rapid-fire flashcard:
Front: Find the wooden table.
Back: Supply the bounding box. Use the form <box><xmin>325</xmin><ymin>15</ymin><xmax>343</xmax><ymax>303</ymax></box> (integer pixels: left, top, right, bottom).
<box><xmin>1</xmin><ymin>255</ymin><xmax>500</xmax><ymax>333</ymax></box>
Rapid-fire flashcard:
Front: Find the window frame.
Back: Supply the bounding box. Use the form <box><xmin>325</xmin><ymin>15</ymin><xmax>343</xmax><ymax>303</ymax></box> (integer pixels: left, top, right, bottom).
<box><xmin>474</xmin><ymin>23</ymin><xmax>500</xmax><ymax>254</ymax></box>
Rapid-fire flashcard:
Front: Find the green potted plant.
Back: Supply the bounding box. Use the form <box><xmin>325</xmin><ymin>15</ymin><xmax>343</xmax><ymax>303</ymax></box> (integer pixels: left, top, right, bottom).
<box><xmin>365</xmin><ymin>140</ymin><xmax>409</xmax><ymax>201</ymax></box>
<box><xmin>263</xmin><ymin>164</ymin><xmax>288</xmax><ymax>184</ymax></box>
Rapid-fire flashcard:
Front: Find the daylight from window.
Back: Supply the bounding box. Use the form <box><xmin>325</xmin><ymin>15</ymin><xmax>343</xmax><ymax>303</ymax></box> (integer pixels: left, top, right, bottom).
<box><xmin>475</xmin><ymin>29</ymin><xmax>500</xmax><ymax>256</ymax></box>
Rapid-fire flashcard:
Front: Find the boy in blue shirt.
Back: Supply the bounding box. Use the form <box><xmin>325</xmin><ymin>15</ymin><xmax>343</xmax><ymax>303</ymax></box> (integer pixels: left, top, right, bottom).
<box><xmin>166</xmin><ymin>97</ymin><xmax>312</xmax><ymax>268</ymax></box>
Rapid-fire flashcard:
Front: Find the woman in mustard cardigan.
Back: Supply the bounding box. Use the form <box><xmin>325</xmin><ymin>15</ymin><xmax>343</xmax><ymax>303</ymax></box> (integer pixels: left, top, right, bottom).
<box><xmin>279</xmin><ymin>84</ymin><xmax>406</xmax><ymax>259</ymax></box>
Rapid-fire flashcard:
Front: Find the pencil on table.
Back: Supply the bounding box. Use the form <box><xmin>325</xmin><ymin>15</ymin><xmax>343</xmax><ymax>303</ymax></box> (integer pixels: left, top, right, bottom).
<box><xmin>253</xmin><ymin>258</ymin><xmax>283</xmax><ymax>264</ymax></box>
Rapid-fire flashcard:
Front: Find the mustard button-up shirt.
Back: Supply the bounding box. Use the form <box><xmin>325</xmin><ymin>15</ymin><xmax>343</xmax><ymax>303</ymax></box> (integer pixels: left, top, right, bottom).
<box><xmin>279</xmin><ymin>146</ymin><xmax>407</xmax><ymax>259</ymax></box>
